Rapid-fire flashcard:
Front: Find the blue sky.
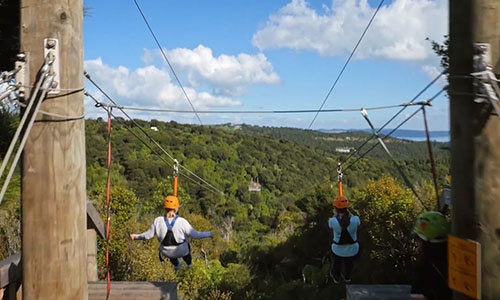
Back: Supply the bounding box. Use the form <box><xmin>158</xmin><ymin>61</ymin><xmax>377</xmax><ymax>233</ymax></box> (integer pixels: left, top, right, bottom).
<box><xmin>83</xmin><ymin>0</ymin><xmax>448</xmax><ymax>131</ymax></box>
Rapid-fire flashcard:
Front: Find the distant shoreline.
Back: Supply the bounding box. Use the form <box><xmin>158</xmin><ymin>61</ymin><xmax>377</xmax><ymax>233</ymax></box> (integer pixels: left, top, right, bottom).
<box><xmin>319</xmin><ymin>128</ymin><xmax>450</xmax><ymax>142</ymax></box>
<box><xmin>392</xmin><ymin>135</ymin><xmax>450</xmax><ymax>142</ymax></box>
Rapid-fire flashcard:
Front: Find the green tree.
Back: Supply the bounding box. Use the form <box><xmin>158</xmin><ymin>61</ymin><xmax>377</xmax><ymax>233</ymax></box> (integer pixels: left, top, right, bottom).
<box><xmin>95</xmin><ymin>186</ymin><xmax>141</xmax><ymax>280</ymax></box>
<box><xmin>351</xmin><ymin>175</ymin><xmax>419</xmax><ymax>283</ymax></box>
<box><xmin>427</xmin><ymin>35</ymin><xmax>449</xmax><ymax>71</ymax></box>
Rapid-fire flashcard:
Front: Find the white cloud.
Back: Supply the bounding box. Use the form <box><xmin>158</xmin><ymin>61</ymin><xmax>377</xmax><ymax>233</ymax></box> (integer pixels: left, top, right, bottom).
<box><xmin>83</xmin><ymin>46</ymin><xmax>281</xmax><ymax>116</ymax></box>
<box><xmin>144</xmin><ymin>45</ymin><xmax>281</xmax><ymax>97</ymax></box>
<box><xmin>252</xmin><ymin>0</ymin><xmax>448</xmax><ymax>61</ymax></box>
<box><xmin>84</xmin><ymin>57</ymin><xmax>241</xmax><ymax>112</ymax></box>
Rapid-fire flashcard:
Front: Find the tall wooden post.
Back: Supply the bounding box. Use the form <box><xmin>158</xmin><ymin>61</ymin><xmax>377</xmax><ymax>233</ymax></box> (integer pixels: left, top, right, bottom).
<box><xmin>20</xmin><ymin>0</ymin><xmax>87</xmax><ymax>299</ymax></box>
<box><xmin>449</xmin><ymin>1</ymin><xmax>500</xmax><ymax>299</ymax></box>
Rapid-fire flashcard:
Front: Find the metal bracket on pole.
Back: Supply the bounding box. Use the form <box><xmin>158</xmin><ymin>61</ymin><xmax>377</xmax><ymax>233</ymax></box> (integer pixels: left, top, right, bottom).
<box><xmin>44</xmin><ymin>38</ymin><xmax>60</xmax><ymax>95</ymax></box>
<box><xmin>15</xmin><ymin>52</ymin><xmax>30</xmax><ymax>101</ymax></box>
<box><xmin>473</xmin><ymin>43</ymin><xmax>492</xmax><ymax>68</ymax></box>
<box><xmin>472</xmin><ymin>43</ymin><xmax>500</xmax><ymax>115</ymax></box>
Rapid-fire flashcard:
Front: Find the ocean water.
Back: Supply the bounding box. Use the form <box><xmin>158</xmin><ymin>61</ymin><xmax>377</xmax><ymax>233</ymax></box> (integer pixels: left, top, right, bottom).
<box><xmin>393</xmin><ymin>135</ymin><xmax>450</xmax><ymax>142</ymax></box>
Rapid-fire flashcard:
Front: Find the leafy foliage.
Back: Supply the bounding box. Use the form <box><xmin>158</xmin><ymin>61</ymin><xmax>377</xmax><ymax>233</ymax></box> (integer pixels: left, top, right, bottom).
<box><xmin>427</xmin><ymin>35</ymin><xmax>449</xmax><ymax>72</ymax></box>
<box><xmin>351</xmin><ymin>176</ymin><xmax>422</xmax><ymax>283</ymax></box>
<box><xmin>0</xmin><ymin>117</ymin><xmax>451</xmax><ymax>299</ymax></box>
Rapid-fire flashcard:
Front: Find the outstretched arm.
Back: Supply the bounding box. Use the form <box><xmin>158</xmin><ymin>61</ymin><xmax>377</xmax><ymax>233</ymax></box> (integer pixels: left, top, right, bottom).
<box><xmin>188</xmin><ymin>229</ymin><xmax>212</xmax><ymax>239</ymax></box>
<box><xmin>130</xmin><ymin>222</ymin><xmax>156</xmax><ymax>240</ymax></box>
<box><xmin>183</xmin><ymin>220</ymin><xmax>212</xmax><ymax>239</ymax></box>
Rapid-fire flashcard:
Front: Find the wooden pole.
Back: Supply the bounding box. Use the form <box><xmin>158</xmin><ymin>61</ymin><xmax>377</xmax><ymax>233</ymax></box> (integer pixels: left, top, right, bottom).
<box><xmin>472</xmin><ymin>2</ymin><xmax>500</xmax><ymax>299</ymax></box>
<box><xmin>20</xmin><ymin>0</ymin><xmax>86</xmax><ymax>299</ymax></box>
<box><xmin>449</xmin><ymin>1</ymin><xmax>500</xmax><ymax>299</ymax></box>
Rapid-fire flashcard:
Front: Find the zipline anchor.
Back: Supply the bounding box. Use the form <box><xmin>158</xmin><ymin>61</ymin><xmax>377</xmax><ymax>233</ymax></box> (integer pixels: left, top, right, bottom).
<box><xmin>173</xmin><ymin>159</ymin><xmax>179</xmax><ymax>197</ymax></box>
<box><xmin>337</xmin><ymin>162</ymin><xmax>343</xmax><ymax>197</ymax></box>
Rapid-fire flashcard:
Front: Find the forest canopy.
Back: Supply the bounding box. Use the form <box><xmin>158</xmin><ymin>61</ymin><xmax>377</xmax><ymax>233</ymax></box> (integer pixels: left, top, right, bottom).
<box><xmin>0</xmin><ymin>117</ymin><xmax>450</xmax><ymax>299</ymax></box>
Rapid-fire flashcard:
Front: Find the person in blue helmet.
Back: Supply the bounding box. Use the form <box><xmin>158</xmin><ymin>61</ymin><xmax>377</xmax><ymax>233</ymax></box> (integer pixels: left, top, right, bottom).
<box><xmin>328</xmin><ymin>195</ymin><xmax>361</xmax><ymax>284</ymax></box>
<box><xmin>411</xmin><ymin>211</ymin><xmax>452</xmax><ymax>300</ymax></box>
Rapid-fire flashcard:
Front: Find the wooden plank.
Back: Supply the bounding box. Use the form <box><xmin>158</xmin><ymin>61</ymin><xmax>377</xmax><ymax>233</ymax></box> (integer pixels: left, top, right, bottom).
<box><xmin>87</xmin><ymin>201</ymin><xmax>105</xmax><ymax>239</ymax></box>
<box><xmin>346</xmin><ymin>284</ymin><xmax>412</xmax><ymax>299</ymax></box>
<box><xmin>88</xmin><ymin>281</ymin><xmax>178</xmax><ymax>300</ymax></box>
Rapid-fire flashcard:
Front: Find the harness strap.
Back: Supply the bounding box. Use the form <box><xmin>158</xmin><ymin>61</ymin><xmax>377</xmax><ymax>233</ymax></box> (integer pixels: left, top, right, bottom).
<box><xmin>164</xmin><ymin>215</ymin><xmax>178</xmax><ymax>230</ymax></box>
<box><xmin>333</xmin><ymin>215</ymin><xmax>357</xmax><ymax>245</ymax></box>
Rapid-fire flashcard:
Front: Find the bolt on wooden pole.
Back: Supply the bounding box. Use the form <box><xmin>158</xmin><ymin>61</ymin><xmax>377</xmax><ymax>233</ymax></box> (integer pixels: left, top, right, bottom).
<box><xmin>20</xmin><ymin>0</ymin><xmax>87</xmax><ymax>299</ymax></box>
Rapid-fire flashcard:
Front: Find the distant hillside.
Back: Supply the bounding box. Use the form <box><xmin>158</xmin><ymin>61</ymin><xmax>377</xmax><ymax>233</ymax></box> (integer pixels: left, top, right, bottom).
<box><xmin>230</xmin><ymin>124</ymin><xmax>450</xmax><ymax>161</ymax></box>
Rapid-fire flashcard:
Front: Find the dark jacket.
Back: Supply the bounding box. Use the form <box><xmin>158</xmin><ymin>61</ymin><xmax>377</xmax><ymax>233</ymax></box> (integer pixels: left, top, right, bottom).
<box><xmin>411</xmin><ymin>241</ymin><xmax>452</xmax><ymax>300</ymax></box>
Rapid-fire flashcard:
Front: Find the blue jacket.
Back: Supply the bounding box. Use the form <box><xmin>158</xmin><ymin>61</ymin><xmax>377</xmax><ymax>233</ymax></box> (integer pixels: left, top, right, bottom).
<box><xmin>328</xmin><ymin>213</ymin><xmax>360</xmax><ymax>257</ymax></box>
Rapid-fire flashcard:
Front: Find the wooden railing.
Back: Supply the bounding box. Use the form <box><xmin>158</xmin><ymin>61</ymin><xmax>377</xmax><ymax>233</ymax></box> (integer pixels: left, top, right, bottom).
<box><xmin>0</xmin><ymin>253</ymin><xmax>21</xmax><ymax>300</ymax></box>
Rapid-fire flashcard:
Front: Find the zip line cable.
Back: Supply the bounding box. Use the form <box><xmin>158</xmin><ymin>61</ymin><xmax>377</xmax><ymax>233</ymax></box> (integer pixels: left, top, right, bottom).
<box><xmin>91</xmin><ymin>100</ymin><xmax>432</xmax><ymax>115</ymax></box>
<box><xmin>0</xmin><ymin>69</ymin><xmax>47</xmax><ymax>181</ymax></box>
<box><xmin>341</xmin><ymin>73</ymin><xmax>446</xmax><ymax>165</ymax></box>
<box><xmin>308</xmin><ymin>0</ymin><xmax>385</xmax><ymax>129</ymax></box>
<box><xmin>361</xmin><ymin>109</ymin><xmax>428</xmax><ymax>210</ymax></box>
<box><xmin>12</xmin><ymin>98</ymin><xmax>86</xmax><ymax>120</ymax></box>
<box><xmin>375</xmin><ymin>72</ymin><xmax>447</xmax><ymax>134</ymax></box>
<box><xmin>84</xmin><ymin>88</ymin><xmax>224</xmax><ymax>196</ymax></box>
<box><xmin>132</xmin><ymin>0</ymin><xmax>203</xmax><ymax>125</ymax></box>
<box><xmin>0</xmin><ymin>56</ymin><xmax>55</xmax><ymax>204</ymax></box>
<box><xmin>0</xmin><ymin>75</ymin><xmax>55</xmax><ymax>203</ymax></box>
<box><xmin>343</xmin><ymin>105</ymin><xmax>424</xmax><ymax>172</ymax></box>
<box><xmin>343</xmin><ymin>87</ymin><xmax>447</xmax><ymax>173</ymax></box>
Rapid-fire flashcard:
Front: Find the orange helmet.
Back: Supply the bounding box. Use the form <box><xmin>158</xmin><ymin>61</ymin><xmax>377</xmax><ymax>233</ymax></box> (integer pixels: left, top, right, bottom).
<box><xmin>164</xmin><ymin>195</ymin><xmax>179</xmax><ymax>210</ymax></box>
<box><xmin>333</xmin><ymin>196</ymin><xmax>348</xmax><ymax>209</ymax></box>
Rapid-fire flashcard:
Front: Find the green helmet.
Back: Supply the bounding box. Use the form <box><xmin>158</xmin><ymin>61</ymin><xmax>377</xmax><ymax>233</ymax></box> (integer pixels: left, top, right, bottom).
<box><xmin>414</xmin><ymin>211</ymin><xmax>450</xmax><ymax>242</ymax></box>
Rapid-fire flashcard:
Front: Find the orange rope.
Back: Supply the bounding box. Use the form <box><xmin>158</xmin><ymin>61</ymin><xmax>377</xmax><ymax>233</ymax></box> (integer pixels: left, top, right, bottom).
<box><xmin>105</xmin><ymin>108</ymin><xmax>113</xmax><ymax>300</ymax></box>
<box><xmin>173</xmin><ymin>159</ymin><xmax>179</xmax><ymax>197</ymax></box>
<box><xmin>173</xmin><ymin>176</ymin><xmax>178</xmax><ymax>197</ymax></box>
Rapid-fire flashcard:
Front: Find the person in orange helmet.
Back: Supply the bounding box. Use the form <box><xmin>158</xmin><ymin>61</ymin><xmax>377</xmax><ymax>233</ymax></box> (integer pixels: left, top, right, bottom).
<box><xmin>130</xmin><ymin>195</ymin><xmax>212</xmax><ymax>270</ymax></box>
<box><xmin>328</xmin><ymin>195</ymin><xmax>361</xmax><ymax>284</ymax></box>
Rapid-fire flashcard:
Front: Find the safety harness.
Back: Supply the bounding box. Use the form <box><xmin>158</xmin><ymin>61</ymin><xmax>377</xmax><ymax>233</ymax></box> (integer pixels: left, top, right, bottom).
<box><xmin>334</xmin><ymin>214</ymin><xmax>356</xmax><ymax>245</ymax></box>
<box><xmin>159</xmin><ymin>215</ymin><xmax>181</xmax><ymax>262</ymax></box>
